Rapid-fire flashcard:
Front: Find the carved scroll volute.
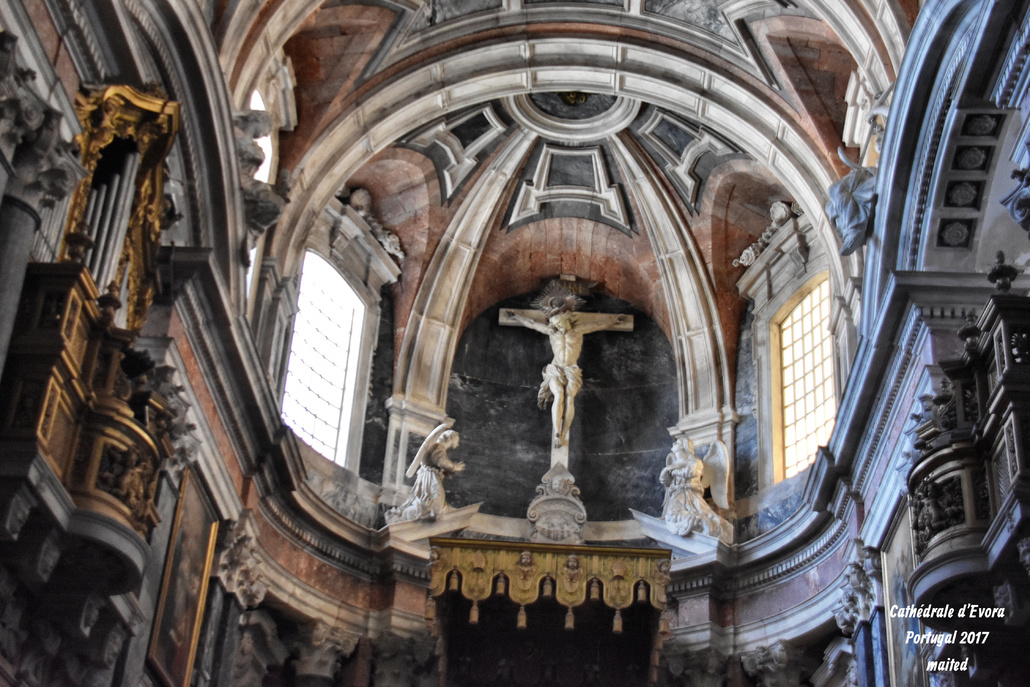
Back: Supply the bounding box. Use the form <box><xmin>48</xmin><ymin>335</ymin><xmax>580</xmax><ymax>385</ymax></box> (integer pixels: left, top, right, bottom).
<box><xmin>61</xmin><ymin>85</ymin><xmax>180</xmax><ymax>333</ymax></box>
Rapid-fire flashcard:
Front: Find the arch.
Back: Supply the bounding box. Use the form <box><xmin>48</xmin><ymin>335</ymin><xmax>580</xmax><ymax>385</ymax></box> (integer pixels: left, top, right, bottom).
<box><xmin>128</xmin><ymin>0</ymin><xmax>246</xmax><ymax>304</ymax></box>
<box><xmin>274</xmin><ymin>38</ymin><xmax>855</xmax><ymax>301</ymax></box>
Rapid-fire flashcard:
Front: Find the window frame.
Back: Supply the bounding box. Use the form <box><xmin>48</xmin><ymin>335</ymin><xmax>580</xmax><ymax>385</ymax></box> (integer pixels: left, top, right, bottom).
<box><xmin>770</xmin><ymin>274</ymin><xmax>836</xmax><ymax>483</ymax></box>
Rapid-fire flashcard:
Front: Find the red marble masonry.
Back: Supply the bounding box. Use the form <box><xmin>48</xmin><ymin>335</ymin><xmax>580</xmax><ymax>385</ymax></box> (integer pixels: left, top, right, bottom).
<box><xmin>752</xmin><ymin>16</ymin><xmax>860</xmax><ymax>175</ymax></box>
<box><xmin>675</xmin><ymin>540</ymin><xmax>849</xmax><ymax>630</ymax></box>
<box><xmin>279</xmin><ymin>4</ymin><xmax>396</xmax><ymax>170</ymax></box>
<box><xmin>463</xmin><ymin>215</ymin><xmax>669</xmax><ymax>337</ymax></box>
<box><xmin>695</xmin><ymin>162</ymin><xmax>791</xmax><ymax>385</ymax></box>
<box><xmin>272</xmin><ymin>17</ymin><xmax>847</xmax><ymax>179</ymax></box>
<box><xmin>253</xmin><ymin>509</ymin><xmax>374</xmax><ymax>606</ymax></box>
<box><xmin>168</xmin><ymin>306</ymin><xmax>246</xmax><ymax>496</ymax></box>
<box><xmin>24</xmin><ymin>1</ymin><xmax>80</xmax><ymax>97</ymax></box>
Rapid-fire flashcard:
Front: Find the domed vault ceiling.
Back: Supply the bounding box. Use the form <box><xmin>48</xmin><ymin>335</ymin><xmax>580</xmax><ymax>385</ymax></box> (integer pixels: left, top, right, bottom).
<box><xmin>221</xmin><ymin>0</ymin><xmax>902</xmax><ymax>513</ymax></box>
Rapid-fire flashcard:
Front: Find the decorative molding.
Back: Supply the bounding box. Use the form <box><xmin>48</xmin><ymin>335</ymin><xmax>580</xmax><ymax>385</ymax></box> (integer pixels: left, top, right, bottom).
<box><xmin>510</xmin><ymin>143</ymin><xmax>631</xmax><ymax>233</ymax></box>
<box><xmin>429</xmin><ymin>538</ymin><xmax>670</xmax><ymax>630</ymax></box>
<box><xmin>217</xmin><ymin>512</ymin><xmax>268</xmax><ymax>608</ymax></box>
<box><xmin>831</xmin><ymin>562</ymin><xmax>874</xmax><ymax>635</ymax></box>
<box><xmin>992</xmin><ymin>8</ymin><xmax>1030</xmax><ymax>109</ymax></box>
<box><xmin>503</xmin><ymin>93</ymin><xmax>640</xmax><ymax>143</ymax></box>
<box><xmin>527</xmin><ymin>463</ymin><xmax>588</xmax><ymax>545</ymax></box>
<box><xmin>62</xmin><ymin>84</ymin><xmax>180</xmax><ymax>332</ymax></box>
<box><xmin>741</xmin><ymin>640</ymin><xmax>814</xmax><ymax>687</ymax></box>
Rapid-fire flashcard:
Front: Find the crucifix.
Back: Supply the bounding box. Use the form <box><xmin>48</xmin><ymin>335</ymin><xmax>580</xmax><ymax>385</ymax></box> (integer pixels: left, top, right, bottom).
<box><xmin>499</xmin><ymin>280</ymin><xmax>633</xmax><ymax>467</ymax></box>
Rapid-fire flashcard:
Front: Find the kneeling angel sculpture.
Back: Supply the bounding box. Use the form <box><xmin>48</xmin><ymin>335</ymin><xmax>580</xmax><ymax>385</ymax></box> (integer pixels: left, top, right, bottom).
<box><xmin>660</xmin><ymin>438</ymin><xmax>733</xmax><ymax>543</ymax></box>
<box><xmin>385</xmin><ymin>422</ymin><xmax>464</xmax><ymax>524</ymax></box>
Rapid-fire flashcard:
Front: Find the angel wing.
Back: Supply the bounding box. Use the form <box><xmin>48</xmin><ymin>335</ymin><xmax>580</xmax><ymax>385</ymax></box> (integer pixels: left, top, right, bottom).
<box><xmin>405</xmin><ymin>420</ymin><xmax>455</xmax><ymax>479</ymax></box>
<box><xmin>700</xmin><ymin>440</ymin><xmax>730</xmax><ymax>510</ymax></box>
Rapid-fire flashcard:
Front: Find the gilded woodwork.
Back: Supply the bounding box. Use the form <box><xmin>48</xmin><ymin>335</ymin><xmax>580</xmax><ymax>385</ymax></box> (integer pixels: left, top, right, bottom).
<box><xmin>429</xmin><ymin>538</ymin><xmax>671</xmax><ymax>615</ymax></box>
<box><xmin>61</xmin><ymin>84</ymin><xmax>180</xmax><ymax>333</ymax></box>
<box><xmin>0</xmin><ymin>264</ymin><xmax>173</xmax><ymax>540</ymax></box>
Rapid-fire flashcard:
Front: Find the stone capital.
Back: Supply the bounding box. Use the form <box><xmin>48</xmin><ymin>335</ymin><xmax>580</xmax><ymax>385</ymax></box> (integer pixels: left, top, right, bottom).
<box><xmin>293</xmin><ymin>621</ymin><xmax>359</xmax><ymax>679</ymax></box>
<box><xmin>741</xmin><ymin>640</ymin><xmax>813</xmax><ymax>687</ymax></box>
<box><xmin>217</xmin><ymin>513</ymin><xmax>267</xmax><ymax>608</ymax></box>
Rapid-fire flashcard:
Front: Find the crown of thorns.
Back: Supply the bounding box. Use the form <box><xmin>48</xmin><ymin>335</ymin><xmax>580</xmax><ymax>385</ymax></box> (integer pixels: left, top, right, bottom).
<box><xmin>533</xmin><ymin>281</ymin><xmax>584</xmax><ymax>316</ymax></box>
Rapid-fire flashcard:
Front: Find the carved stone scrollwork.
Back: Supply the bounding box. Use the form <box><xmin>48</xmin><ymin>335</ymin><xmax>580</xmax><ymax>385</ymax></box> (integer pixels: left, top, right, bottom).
<box><xmin>740</xmin><ymin>640</ymin><xmax>813</xmax><ymax>687</ymax></box>
<box><xmin>234</xmin><ymin>110</ymin><xmax>286</xmax><ymax>264</ymax></box>
<box><xmin>0</xmin><ymin>32</ymin><xmax>85</xmax><ymax>209</ymax></box>
<box><xmin>0</xmin><ymin>486</ymin><xmax>36</xmax><ymax>541</ymax></box>
<box><xmin>371</xmin><ymin>632</ymin><xmax>437</xmax><ymax>687</ymax></box>
<box><xmin>733</xmin><ymin>201</ymin><xmax>805</xmax><ymax>269</ymax></box>
<box><xmin>832</xmin><ymin>563</ymin><xmax>875</xmax><ymax>635</ymax></box>
<box><xmin>217</xmin><ymin>513</ymin><xmax>268</xmax><ymax>609</ymax></box>
<box><xmin>348</xmin><ymin>187</ymin><xmax>405</xmax><ymax>261</ymax></box>
<box><xmin>147</xmin><ymin>364</ymin><xmax>200</xmax><ymax>475</ymax></box>
<box><xmin>662</xmin><ymin>647</ymin><xmax>728</xmax><ymax>687</ymax></box>
<box><xmin>233</xmin><ymin>610</ymin><xmax>289</xmax><ymax>687</ymax></box>
<box><xmin>1002</xmin><ymin>162</ymin><xmax>1030</xmax><ymax>232</ymax></box>
<box><xmin>1018</xmin><ymin>537</ymin><xmax>1030</xmax><ymax>577</ymax></box>
<box><xmin>293</xmin><ymin>621</ymin><xmax>359</xmax><ymax>681</ymax></box>
<box><xmin>911</xmin><ymin>477</ymin><xmax>965</xmax><ymax>555</ymax></box>
<box><xmin>526</xmin><ymin>463</ymin><xmax>587</xmax><ymax>544</ymax></box>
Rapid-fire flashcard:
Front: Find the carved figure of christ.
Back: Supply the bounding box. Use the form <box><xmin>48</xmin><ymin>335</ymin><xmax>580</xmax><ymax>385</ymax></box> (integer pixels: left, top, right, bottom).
<box><xmin>499</xmin><ymin>308</ymin><xmax>633</xmax><ymax>450</ymax></box>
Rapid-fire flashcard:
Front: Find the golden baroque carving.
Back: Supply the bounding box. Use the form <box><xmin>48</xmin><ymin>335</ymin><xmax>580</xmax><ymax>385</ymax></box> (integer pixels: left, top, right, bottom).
<box><xmin>428</xmin><ymin>538</ymin><xmax>670</xmax><ymax>615</ymax></box>
<box><xmin>61</xmin><ymin>84</ymin><xmax>180</xmax><ymax>333</ymax></box>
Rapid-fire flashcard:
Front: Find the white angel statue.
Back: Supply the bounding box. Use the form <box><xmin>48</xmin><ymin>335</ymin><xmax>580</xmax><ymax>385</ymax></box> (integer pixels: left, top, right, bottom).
<box><xmin>384</xmin><ymin>422</ymin><xmax>465</xmax><ymax>524</ymax></box>
<box><xmin>659</xmin><ymin>437</ymin><xmax>732</xmax><ymax>543</ymax></box>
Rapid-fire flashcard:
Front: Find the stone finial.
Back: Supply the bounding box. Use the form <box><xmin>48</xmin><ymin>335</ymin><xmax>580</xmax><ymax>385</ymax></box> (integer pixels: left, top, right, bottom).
<box><xmin>987</xmin><ymin>251</ymin><xmax>1018</xmax><ymax>293</ymax></box>
<box><xmin>527</xmin><ymin>463</ymin><xmax>587</xmax><ymax>544</ymax></box>
<box><xmin>832</xmin><ymin>563</ymin><xmax>875</xmax><ymax>635</ymax></box>
<box><xmin>741</xmin><ymin>641</ymin><xmax>812</xmax><ymax>687</ymax></box>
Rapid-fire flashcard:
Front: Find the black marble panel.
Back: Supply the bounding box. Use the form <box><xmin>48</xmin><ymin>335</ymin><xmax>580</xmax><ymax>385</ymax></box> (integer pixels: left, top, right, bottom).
<box><xmin>451</xmin><ymin>112</ymin><xmax>493</xmax><ymax>149</ymax></box>
<box><xmin>644</xmin><ymin>0</ymin><xmax>734</xmax><ymax>39</ymax></box>
<box><xmin>529</xmin><ymin>92</ymin><xmax>618</xmax><ymax>120</ymax></box>
<box><xmin>445</xmin><ymin>294</ymin><xmax>678</xmax><ymax>520</ymax></box>
<box><xmin>359</xmin><ymin>286</ymin><xmax>395</xmax><ymax>484</ymax></box>
<box><xmin>757</xmin><ymin>488</ymin><xmax>802</xmax><ymax>534</ymax></box>
<box><xmin>736</xmin><ymin>513</ymin><xmax>759</xmax><ymax>542</ymax></box>
<box><xmin>734</xmin><ymin>303</ymin><xmax>759</xmax><ymax>500</ymax></box>
<box><xmin>652</xmin><ymin>117</ymin><xmax>695</xmax><ymax>156</ymax></box>
<box><xmin>547</xmin><ymin>154</ymin><xmax>596</xmax><ymax>188</ymax></box>
<box><xmin>526</xmin><ymin>0</ymin><xmax>622</xmax><ymax>5</ymax></box>
<box><xmin>432</xmin><ymin>0</ymin><xmax>502</xmax><ymax>24</ymax></box>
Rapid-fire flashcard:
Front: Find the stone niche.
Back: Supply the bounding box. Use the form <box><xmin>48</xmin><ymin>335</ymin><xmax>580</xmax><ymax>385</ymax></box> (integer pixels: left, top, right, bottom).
<box><xmin>444</xmin><ymin>293</ymin><xmax>678</xmax><ymax>520</ymax></box>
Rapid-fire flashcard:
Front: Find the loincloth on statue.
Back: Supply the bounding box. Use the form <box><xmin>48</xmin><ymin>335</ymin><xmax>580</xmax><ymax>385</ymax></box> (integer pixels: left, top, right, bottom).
<box><xmin>537</xmin><ymin>363</ymin><xmax>582</xmax><ymax>408</ymax></box>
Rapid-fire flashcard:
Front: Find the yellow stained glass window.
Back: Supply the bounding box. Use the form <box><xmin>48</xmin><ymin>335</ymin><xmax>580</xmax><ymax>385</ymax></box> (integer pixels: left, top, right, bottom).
<box><xmin>779</xmin><ymin>280</ymin><xmax>835</xmax><ymax>479</ymax></box>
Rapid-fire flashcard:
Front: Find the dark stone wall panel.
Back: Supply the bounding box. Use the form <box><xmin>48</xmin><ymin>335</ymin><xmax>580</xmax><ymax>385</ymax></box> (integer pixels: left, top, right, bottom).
<box><xmin>446</xmin><ymin>294</ymin><xmax>677</xmax><ymax>520</ymax></box>
<box><xmin>359</xmin><ymin>286</ymin><xmax>395</xmax><ymax>484</ymax></box>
